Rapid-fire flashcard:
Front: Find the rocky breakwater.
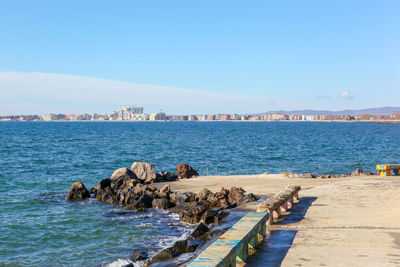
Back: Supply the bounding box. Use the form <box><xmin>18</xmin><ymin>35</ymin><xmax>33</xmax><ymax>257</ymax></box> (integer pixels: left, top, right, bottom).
<box><xmin>65</xmin><ymin>162</ymin><xmax>259</xmax><ymax>266</ymax></box>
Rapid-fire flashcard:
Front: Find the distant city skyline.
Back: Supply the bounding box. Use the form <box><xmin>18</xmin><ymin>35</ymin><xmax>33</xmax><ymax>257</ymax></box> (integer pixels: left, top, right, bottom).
<box><xmin>1</xmin><ymin>1</ymin><xmax>399</xmax><ymax>115</ymax></box>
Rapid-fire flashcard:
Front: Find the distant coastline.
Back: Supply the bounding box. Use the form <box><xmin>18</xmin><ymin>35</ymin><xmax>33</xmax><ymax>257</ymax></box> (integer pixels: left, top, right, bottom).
<box><xmin>2</xmin><ymin>119</ymin><xmax>400</xmax><ymax>123</ymax></box>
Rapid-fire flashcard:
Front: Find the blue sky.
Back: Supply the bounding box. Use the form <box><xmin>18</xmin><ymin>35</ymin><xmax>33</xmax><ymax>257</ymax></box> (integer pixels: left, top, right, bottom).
<box><xmin>0</xmin><ymin>0</ymin><xmax>399</xmax><ymax>115</ymax></box>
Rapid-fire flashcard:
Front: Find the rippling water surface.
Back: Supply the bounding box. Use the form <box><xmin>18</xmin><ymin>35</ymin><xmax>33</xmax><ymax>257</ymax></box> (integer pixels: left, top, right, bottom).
<box><xmin>1</xmin><ymin>121</ymin><xmax>399</xmax><ymax>266</ymax></box>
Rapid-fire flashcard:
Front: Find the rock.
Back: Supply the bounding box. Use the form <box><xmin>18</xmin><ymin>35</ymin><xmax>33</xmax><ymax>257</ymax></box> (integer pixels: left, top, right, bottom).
<box><xmin>186</xmin><ymin>238</ymin><xmax>205</xmax><ymax>253</ymax></box>
<box><xmin>176</xmin><ymin>163</ymin><xmax>199</xmax><ymax>179</ymax></box>
<box><xmin>131</xmin><ymin>250</ymin><xmax>148</xmax><ymax>261</ymax></box>
<box><xmin>208</xmin><ymin>187</ymin><xmax>231</xmax><ymax>208</ymax></box>
<box><xmin>158</xmin><ymin>184</ymin><xmax>171</xmax><ymax>198</ymax></box>
<box><xmin>65</xmin><ymin>182</ymin><xmax>90</xmax><ymax>201</ymax></box>
<box><xmin>152</xmin><ymin>198</ymin><xmax>172</xmax><ymax>209</ymax></box>
<box><xmin>114</xmin><ymin>176</ymin><xmax>138</xmax><ymax>190</ymax></box>
<box><xmin>351</xmin><ymin>168</ymin><xmax>363</xmax><ymax>176</ymax></box>
<box><xmin>169</xmin><ymin>192</ymin><xmax>178</xmax><ymax>203</ymax></box>
<box><xmin>238</xmin><ymin>193</ymin><xmax>258</xmax><ymax>205</ymax></box>
<box><xmin>304</xmin><ymin>173</ymin><xmax>317</xmax><ymax>178</ymax></box>
<box><xmin>179</xmin><ymin>200</ymin><xmax>210</xmax><ymax>224</ymax></box>
<box><xmin>200</xmin><ymin>209</ymin><xmax>218</xmax><ymax>225</ymax></box>
<box><xmin>176</xmin><ymin>192</ymin><xmax>196</xmax><ymax>203</ymax></box>
<box><xmin>156</xmin><ymin>171</ymin><xmax>178</xmax><ymax>182</ymax></box>
<box><xmin>190</xmin><ymin>222</ymin><xmax>209</xmax><ymax>238</ymax></box>
<box><xmin>228</xmin><ymin>187</ymin><xmax>246</xmax><ymax>204</ymax></box>
<box><xmin>131</xmin><ymin>162</ymin><xmax>156</xmax><ymax>183</ymax></box>
<box><xmin>95</xmin><ymin>187</ymin><xmax>114</xmax><ymax>203</ymax></box>
<box><xmin>122</xmin><ymin>189</ymin><xmax>137</xmax><ymax>206</ymax></box>
<box><xmin>110</xmin><ymin>168</ymin><xmax>138</xmax><ymax>184</ymax></box>
<box><xmin>150</xmin><ymin>240</ymin><xmax>187</xmax><ymax>263</ymax></box>
<box><xmin>196</xmin><ymin>188</ymin><xmax>213</xmax><ymax>201</ymax></box>
<box><xmin>121</xmin><ymin>263</ymin><xmax>134</xmax><ymax>267</ymax></box>
<box><xmin>90</xmin><ymin>178</ymin><xmax>111</xmax><ymax>194</ymax></box>
<box><xmin>132</xmin><ymin>194</ymin><xmax>153</xmax><ymax>212</ymax></box>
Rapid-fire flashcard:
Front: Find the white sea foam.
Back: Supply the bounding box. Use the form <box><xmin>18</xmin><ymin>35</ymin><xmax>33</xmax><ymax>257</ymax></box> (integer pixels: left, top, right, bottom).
<box><xmin>105</xmin><ymin>258</ymin><xmax>135</xmax><ymax>267</ymax></box>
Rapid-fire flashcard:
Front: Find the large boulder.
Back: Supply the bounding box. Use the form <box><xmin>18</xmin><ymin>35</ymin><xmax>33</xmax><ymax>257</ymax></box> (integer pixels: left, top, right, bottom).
<box><xmin>131</xmin><ymin>162</ymin><xmax>156</xmax><ymax>183</ymax></box>
<box><xmin>150</xmin><ymin>240</ymin><xmax>187</xmax><ymax>264</ymax></box>
<box><xmin>152</xmin><ymin>198</ymin><xmax>172</xmax><ymax>209</ymax></box>
<box><xmin>131</xmin><ymin>250</ymin><xmax>148</xmax><ymax>262</ymax></box>
<box><xmin>95</xmin><ymin>187</ymin><xmax>114</xmax><ymax>204</ymax></box>
<box><xmin>65</xmin><ymin>182</ymin><xmax>90</xmax><ymax>201</ymax></box>
<box><xmin>132</xmin><ymin>194</ymin><xmax>153</xmax><ymax>212</ymax></box>
<box><xmin>110</xmin><ymin>168</ymin><xmax>138</xmax><ymax>184</ymax></box>
<box><xmin>90</xmin><ymin>178</ymin><xmax>111</xmax><ymax>194</ymax></box>
<box><xmin>228</xmin><ymin>187</ymin><xmax>246</xmax><ymax>204</ymax></box>
<box><xmin>176</xmin><ymin>164</ymin><xmax>199</xmax><ymax>179</ymax></box>
<box><xmin>179</xmin><ymin>200</ymin><xmax>211</xmax><ymax>224</ymax></box>
<box><xmin>156</xmin><ymin>171</ymin><xmax>178</xmax><ymax>182</ymax></box>
<box><xmin>190</xmin><ymin>222</ymin><xmax>209</xmax><ymax>238</ymax></box>
<box><xmin>114</xmin><ymin>176</ymin><xmax>138</xmax><ymax>190</ymax></box>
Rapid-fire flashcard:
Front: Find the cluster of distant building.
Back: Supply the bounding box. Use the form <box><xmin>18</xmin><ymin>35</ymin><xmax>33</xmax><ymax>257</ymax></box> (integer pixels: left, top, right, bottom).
<box><xmin>1</xmin><ymin>105</ymin><xmax>400</xmax><ymax>122</ymax></box>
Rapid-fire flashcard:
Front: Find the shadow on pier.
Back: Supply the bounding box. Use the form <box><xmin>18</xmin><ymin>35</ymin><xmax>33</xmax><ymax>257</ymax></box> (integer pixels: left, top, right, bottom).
<box><xmin>246</xmin><ymin>197</ymin><xmax>317</xmax><ymax>267</ymax></box>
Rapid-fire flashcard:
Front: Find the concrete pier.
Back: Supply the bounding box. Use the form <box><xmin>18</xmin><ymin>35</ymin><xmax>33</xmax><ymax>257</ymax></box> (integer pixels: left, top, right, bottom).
<box><xmin>188</xmin><ymin>212</ymin><xmax>269</xmax><ymax>267</ymax></box>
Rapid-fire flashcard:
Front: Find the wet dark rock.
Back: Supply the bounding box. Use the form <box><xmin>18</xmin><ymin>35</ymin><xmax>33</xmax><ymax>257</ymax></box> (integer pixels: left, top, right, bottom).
<box><xmin>156</xmin><ymin>171</ymin><xmax>178</xmax><ymax>182</ymax></box>
<box><xmin>122</xmin><ymin>189</ymin><xmax>137</xmax><ymax>206</ymax></box>
<box><xmin>95</xmin><ymin>187</ymin><xmax>114</xmax><ymax>203</ymax></box>
<box><xmin>190</xmin><ymin>222</ymin><xmax>209</xmax><ymax>238</ymax></box>
<box><xmin>65</xmin><ymin>182</ymin><xmax>90</xmax><ymax>201</ymax></box>
<box><xmin>90</xmin><ymin>178</ymin><xmax>111</xmax><ymax>194</ymax></box>
<box><xmin>150</xmin><ymin>240</ymin><xmax>188</xmax><ymax>263</ymax></box>
<box><xmin>200</xmin><ymin>209</ymin><xmax>218</xmax><ymax>225</ymax></box>
<box><xmin>152</xmin><ymin>198</ymin><xmax>172</xmax><ymax>209</ymax></box>
<box><xmin>176</xmin><ymin>163</ymin><xmax>199</xmax><ymax>179</ymax></box>
<box><xmin>121</xmin><ymin>263</ymin><xmax>134</xmax><ymax>267</ymax></box>
<box><xmin>131</xmin><ymin>194</ymin><xmax>153</xmax><ymax>212</ymax></box>
<box><xmin>131</xmin><ymin>250</ymin><xmax>148</xmax><ymax>261</ymax></box>
<box><xmin>131</xmin><ymin>162</ymin><xmax>156</xmax><ymax>183</ymax></box>
<box><xmin>186</xmin><ymin>238</ymin><xmax>205</xmax><ymax>253</ymax></box>
<box><xmin>114</xmin><ymin>176</ymin><xmax>138</xmax><ymax>190</ymax></box>
<box><xmin>110</xmin><ymin>168</ymin><xmax>139</xmax><ymax>184</ymax></box>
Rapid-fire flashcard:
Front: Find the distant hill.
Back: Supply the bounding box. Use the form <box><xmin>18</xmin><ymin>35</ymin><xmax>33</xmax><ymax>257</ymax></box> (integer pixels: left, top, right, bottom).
<box><xmin>255</xmin><ymin>107</ymin><xmax>400</xmax><ymax>116</ymax></box>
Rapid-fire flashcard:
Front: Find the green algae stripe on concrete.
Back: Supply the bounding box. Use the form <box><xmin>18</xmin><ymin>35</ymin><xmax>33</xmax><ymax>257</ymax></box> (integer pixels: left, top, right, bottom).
<box><xmin>189</xmin><ymin>212</ymin><xmax>269</xmax><ymax>267</ymax></box>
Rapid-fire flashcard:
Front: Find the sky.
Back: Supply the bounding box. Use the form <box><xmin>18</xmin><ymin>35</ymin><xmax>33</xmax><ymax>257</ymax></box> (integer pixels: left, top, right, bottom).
<box><xmin>0</xmin><ymin>0</ymin><xmax>399</xmax><ymax>115</ymax></box>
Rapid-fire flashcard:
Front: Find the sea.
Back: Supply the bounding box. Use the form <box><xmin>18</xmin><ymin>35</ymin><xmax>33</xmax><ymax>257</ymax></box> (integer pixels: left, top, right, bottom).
<box><xmin>1</xmin><ymin>121</ymin><xmax>399</xmax><ymax>266</ymax></box>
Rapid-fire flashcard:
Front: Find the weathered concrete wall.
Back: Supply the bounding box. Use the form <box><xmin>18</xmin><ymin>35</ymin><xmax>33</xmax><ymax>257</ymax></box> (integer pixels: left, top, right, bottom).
<box><xmin>188</xmin><ymin>212</ymin><xmax>269</xmax><ymax>267</ymax></box>
<box><xmin>189</xmin><ymin>185</ymin><xmax>301</xmax><ymax>266</ymax></box>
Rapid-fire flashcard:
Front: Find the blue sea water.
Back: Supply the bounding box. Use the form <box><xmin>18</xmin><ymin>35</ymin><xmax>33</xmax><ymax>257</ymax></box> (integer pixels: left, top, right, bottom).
<box><xmin>0</xmin><ymin>121</ymin><xmax>399</xmax><ymax>266</ymax></box>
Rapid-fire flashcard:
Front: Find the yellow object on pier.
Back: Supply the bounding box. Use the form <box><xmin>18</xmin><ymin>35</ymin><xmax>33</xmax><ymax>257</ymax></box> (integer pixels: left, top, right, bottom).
<box><xmin>376</xmin><ymin>164</ymin><xmax>400</xmax><ymax>176</ymax></box>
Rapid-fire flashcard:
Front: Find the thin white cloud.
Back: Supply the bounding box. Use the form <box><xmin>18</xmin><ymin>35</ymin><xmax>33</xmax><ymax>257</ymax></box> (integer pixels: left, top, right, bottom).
<box><xmin>315</xmin><ymin>94</ymin><xmax>330</xmax><ymax>100</ymax></box>
<box><xmin>340</xmin><ymin>91</ymin><xmax>354</xmax><ymax>100</ymax></box>
<box><xmin>0</xmin><ymin>72</ymin><xmax>278</xmax><ymax>115</ymax></box>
